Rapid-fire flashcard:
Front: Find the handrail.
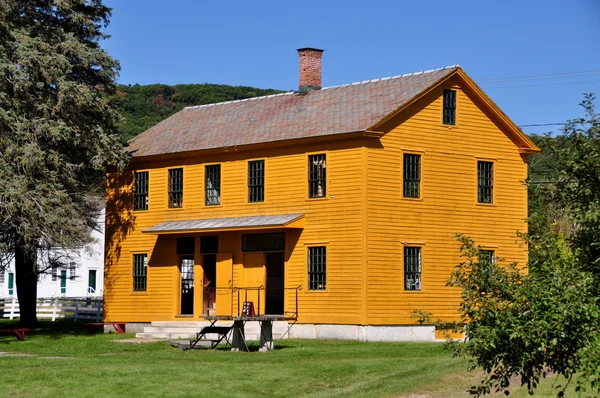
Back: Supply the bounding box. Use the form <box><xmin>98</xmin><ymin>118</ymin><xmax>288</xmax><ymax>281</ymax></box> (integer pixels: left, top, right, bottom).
<box><xmin>233</xmin><ymin>285</ymin><xmax>302</xmax><ymax>318</ymax></box>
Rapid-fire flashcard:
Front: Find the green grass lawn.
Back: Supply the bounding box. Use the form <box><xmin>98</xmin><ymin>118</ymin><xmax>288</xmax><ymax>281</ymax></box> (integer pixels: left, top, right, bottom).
<box><xmin>0</xmin><ymin>321</ymin><xmax>588</xmax><ymax>397</ymax></box>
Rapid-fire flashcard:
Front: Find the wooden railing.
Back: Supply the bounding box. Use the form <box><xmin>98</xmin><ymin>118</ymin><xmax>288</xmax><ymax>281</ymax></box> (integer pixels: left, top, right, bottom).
<box><xmin>0</xmin><ymin>297</ymin><xmax>103</xmax><ymax>322</ymax></box>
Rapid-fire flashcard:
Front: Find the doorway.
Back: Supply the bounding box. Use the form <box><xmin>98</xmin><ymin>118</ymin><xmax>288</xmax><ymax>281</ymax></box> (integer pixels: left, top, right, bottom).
<box><xmin>202</xmin><ymin>254</ymin><xmax>216</xmax><ymax>315</ymax></box>
<box><xmin>180</xmin><ymin>256</ymin><xmax>194</xmax><ymax>315</ymax></box>
<box><xmin>265</xmin><ymin>252</ymin><xmax>284</xmax><ymax>315</ymax></box>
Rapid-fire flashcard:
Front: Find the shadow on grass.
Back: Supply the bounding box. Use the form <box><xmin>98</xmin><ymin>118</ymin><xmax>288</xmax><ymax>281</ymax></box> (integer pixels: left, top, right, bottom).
<box><xmin>0</xmin><ymin>318</ymin><xmax>93</xmax><ymax>341</ymax></box>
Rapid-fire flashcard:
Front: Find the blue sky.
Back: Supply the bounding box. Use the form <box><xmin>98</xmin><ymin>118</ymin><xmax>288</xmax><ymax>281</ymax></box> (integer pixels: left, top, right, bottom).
<box><xmin>102</xmin><ymin>0</ymin><xmax>600</xmax><ymax>135</ymax></box>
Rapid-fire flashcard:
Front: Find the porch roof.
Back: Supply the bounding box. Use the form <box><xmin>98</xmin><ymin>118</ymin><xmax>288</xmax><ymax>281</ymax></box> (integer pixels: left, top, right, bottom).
<box><xmin>141</xmin><ymin>213</ymin><xmax>305</xmax><ymax>235</ymax></box>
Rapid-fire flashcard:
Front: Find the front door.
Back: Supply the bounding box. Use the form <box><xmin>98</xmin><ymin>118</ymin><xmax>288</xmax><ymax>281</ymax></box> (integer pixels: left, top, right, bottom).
<box><xmin>180</xmin><ymin>256</ymin><xmax>194</xmax><ymax>315</ymax></box>
<box><xmin>265</xmin><ymin>252</ymin><xmax>284</xmax><ymax>315</ymax></box>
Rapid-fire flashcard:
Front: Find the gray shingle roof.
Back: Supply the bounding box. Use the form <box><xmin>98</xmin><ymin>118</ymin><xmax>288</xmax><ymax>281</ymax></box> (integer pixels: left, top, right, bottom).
<box><xmin>127</xmin><ymin>66</ymin><xmax>458</xmax><ymax>158</ymax></box>
<box><xmin>142</xmin><ymin>214</ymin><xmax>305</xmax><ymax>234</ymax></box>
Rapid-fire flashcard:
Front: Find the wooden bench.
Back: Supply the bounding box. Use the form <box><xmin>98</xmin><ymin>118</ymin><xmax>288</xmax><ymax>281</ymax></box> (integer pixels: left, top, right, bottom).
<box><xmin>0</xmin><ymin>328</ymin><xmax>29</xmax><ymax>341</ymax></box>
<box><xmin>84</xmin><ymin>322</ymin><xmax>126</xmax><ymax>335</ymax></box>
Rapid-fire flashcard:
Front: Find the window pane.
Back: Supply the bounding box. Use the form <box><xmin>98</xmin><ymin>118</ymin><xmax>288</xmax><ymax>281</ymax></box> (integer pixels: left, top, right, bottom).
<box><xmin>177</xmin><ymin>237</ymin><xmax>195</xmax><ymax>255</ymax></box>
<box><xmin>308</xmin><ymin>246</ymin><xmax>326</xmax><ymax>290</ymax></box>
<box><xmin>168</xmin><ymin>168</ymin><xmax>183</xmax><ymax>208</ymax></box>
<box><xmin>200</xmin><ymin>236</ymin><xmax>219</xmax><ymax>254</ymax></box>
<box><xmin>134</xmin><ymin>171</ymin><xmax>149</xmax><ymax>210</ymax></box>
<box><xmin>248</xmin><ymin>160</ymin><xmax>264</xmax><ymax>202</ymax></box>
<box><xmin>205</xmin><ymin>165</ymin><xmax>221</xmax><ymax>206</ymax></box>
<box><xmin>403</xmin><ymin>154</ymin><xmax>421</xmax><ymax>198</ymax></box>
<box><xmin>404</xmin><ymin>247</ymin><xmax>422</xmax><ymax>291</ymax></box>
<box><xmin>308</xmin><ymin>154</ymin><xmax>326</xmax><ymax>198</ymax></box>
<box><xmin>477</xmin><ymin>161</ymin><xmax>494</xmax><ymax>203</ymax></box>
<box><xmin>443</xmin><ymin>89</ymin><xmax>456</xmax><ymax>125</ymax></box>
<box><xmin>242</xmin><ymin>233</ymin><xmax>285</xmax><ymax>252</ymax></box>
<box><xmin>133</xmin><ymin>253</ymin><xmax>147</xmax><ymax>292</ymax></box>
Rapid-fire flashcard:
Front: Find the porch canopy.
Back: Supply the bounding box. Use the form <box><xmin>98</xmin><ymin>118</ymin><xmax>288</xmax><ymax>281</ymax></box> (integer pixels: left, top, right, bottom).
<box><xmin>142</xmin><ymin>213</ymin><xmax>305</xmax><ymax>235</ymax></box>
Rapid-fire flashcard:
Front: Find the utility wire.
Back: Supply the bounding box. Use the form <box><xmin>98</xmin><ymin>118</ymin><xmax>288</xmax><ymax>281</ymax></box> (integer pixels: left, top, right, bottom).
<box><xmin>477</xmin><ymin>69</ymin><xmax>600</xmax><ymax>82</ymax></box>
<box><xmin>483</xmin><ymin>80</ymin><xmax>600</xmax><ymax>89</ymax></box>
<box><xmin>518</xmin><ymin>123</ymin><xmax>566</xmax><ymax>128</ymax></box>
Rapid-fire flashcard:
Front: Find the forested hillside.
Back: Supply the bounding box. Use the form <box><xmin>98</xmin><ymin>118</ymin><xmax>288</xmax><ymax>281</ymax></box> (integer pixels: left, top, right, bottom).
<box><xmin>112</xmin><ymin>83</ymin><xmax>285</xmax><ymax>141</ymax></box>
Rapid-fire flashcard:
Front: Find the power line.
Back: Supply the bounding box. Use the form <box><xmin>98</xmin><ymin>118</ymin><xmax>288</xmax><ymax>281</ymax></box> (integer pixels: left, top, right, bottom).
<box><xmin>483</xmin><ymin>80</ymin><xmax>600</xmax><ymax>89</ymax></box>
<box><xmin>518</xmin><ymin>123</ymin><xmax>566</xmax><ymax>128</ymax></box>
<box><xmin>477</xmin><ymin>69</ymin><xmax>600</xmax><ymax>82</ymax></box>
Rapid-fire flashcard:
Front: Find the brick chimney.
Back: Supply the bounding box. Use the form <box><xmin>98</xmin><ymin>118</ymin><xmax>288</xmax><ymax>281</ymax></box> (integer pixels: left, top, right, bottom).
<box><xmin>298</xmin><ymin>48</ymin><xmax>324</xmax><ymax>94</ymax></box>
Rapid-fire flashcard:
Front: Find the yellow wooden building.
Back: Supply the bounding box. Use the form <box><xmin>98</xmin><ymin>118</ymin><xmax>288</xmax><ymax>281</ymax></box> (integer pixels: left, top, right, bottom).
<box><xmin>105</xmin><ymin>48</ymin><xmax>539</xmax><ymax>341</ymax></box>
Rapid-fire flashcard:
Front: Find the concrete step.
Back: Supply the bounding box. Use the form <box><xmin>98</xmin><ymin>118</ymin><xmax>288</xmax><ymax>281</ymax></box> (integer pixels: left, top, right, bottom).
<box><xmin>143</xmin><ymin>326</ymin><xmax>204</xmax><ymax>334</ymax></box>
<box><xmin>150</xmin><ymin>321</ymin><xmax>209</xmax><ymax>327</ymax></box>
<box><xmin>136</xmin><ymin>332</ymin><xmax>196</xmax><ymax>339</ymax></box>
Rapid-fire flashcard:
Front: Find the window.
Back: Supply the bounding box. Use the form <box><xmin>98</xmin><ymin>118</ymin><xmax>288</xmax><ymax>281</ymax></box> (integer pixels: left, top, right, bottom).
<box><xmin>242</xmin><ymin>233</ymin><xmax>285</xmax><ymax>252</ymax></box>
<box><xmin>205</xmin><ymin>165</ymin><xmax>221</xmax><ymax>206</ymax></box>
<box><xmin>200</xmin><ymin>236</ymin><xmax>219</xmax><ymax>254</ymax></box>
<box><xmin>168</xmin><ymin>168</ymin><xmax>183</xmax><ymax>208</ymax></box>
<box><xmin>403</xmin><ymin>154</ymin><xmax>421</xmax><ymax>198</ymax></box>
<box><xmin>0</xmin><ymin>271</ymin><xmax>4</xmax><ymax>284</ymax></box>
<box><xmin>443</xmin><ymin>89</ymin><xmax>456</xmax><ymax>125</ymax></box>
<box><xmin>248</xmin><ymin>160</ymin><xmax>264</xmax><ymax>202</ymax></box>
<box><xmin>69</xmin><ymin>262</ymin><xmax>76</xmax><ymax>280</ymax></box>
<box><xmin>177</xmin><ymin>237</ymin><xmax>195</xmax><ymax>255</ymax></box>
<box><xmin>480</xmin><ymin>250</ymin><xmax>495</xmax><ymax>265</ymax></box>
<box><xmin>308</xmin><ymin>154</ymin><xmax>326</xmax><ymax>198</ymax></box>
<box><xmin>134</xmin><ymin>171</ymin><xmax>149</xmax><ymax>210</ymax></box>
<box><xmin>404</xmin><ymin>247</ymin><xmax>421</xmax><ymax>291</ymax></box>
<box><xmin>133</xmin><ymin>253</ymin><xmax>147</xmax><ymax>292</ymax></box>
<box><xmin>477</xmin><ymin>161</ymin><xmax>494</xmax><ymax>203</ymax></box>
<box><xmin>51</xmin><ymin>265</ymin><xmax>57</xmax><ymax>281</ymax></box>
<box><xmin>308</xmin><ymin>246</ymin><xmax>326</xmax><ymax>290</ymax></box>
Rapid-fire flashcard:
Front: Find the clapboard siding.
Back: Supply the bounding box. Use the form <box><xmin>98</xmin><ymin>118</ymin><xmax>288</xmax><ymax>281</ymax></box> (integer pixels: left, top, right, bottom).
<box><xmin>105</xmin><ymin>139</ymin><xmax>366</xmax><ymax>324</ymax></box>
<box><xmin>106</xmin><ymin>72</ymin><xmax>534</xmax><ymax>328</ymax></box>
<box><xmin>365</xmin><ymin>77</ymin><xmax>529</xmax><ymax>324</ymax></box>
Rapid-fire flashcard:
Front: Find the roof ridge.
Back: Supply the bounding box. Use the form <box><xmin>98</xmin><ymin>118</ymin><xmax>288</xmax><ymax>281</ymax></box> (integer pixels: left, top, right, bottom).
<box><xmin>320</xmin><ymin>64</ymin><xmax>460</xmax><ymax>91</ymax></box>
<box><xmin>182</xmin><ymin>65</ymin><xmax>459</xmax><ymax>110</ymax></box>
<box><xmin>184</xmin><ymin>91</ymin><xmax>294</xmax><ymax>110</ymax></box>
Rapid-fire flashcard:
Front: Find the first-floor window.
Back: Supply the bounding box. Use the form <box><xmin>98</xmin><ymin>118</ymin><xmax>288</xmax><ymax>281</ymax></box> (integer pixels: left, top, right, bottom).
<box><xmin>0</xmin><ymin>270</ymin><xmax>4</xmax><ymax>284</ymax></box>
<box><xmin>69</xmin><ymin>262</ymin><xmax>76</xmax><ymax>280</ymax></box>
<box><xmin>51</xmin><ymin>266</ymin><xmax>58</xmax><ymax>281</ymax></box>
<box><xmin>480</xmin><ymin>250</ymin><xmax>495</xmax><ymax>265</ymax></box>
<box><xmin>133</xmin><ymin>253</ymin><xmax>148</xmax><ymax>292</ymax></box>
<box><xmin>404</xmin><ymin>246</ymin><xmax>422</xmax><ymax>291</ymax></box>
<box><xmin>308</xmin><ymin>246</ymin><xmax>326</xmax><ymax>290</ymax></box>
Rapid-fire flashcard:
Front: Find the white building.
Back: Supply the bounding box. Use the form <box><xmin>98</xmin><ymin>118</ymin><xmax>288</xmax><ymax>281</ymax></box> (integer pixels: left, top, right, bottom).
<box><xmin>0</xmin><ymin>211</ymin><xmax>104</xmax><ymax>298</ymax></box>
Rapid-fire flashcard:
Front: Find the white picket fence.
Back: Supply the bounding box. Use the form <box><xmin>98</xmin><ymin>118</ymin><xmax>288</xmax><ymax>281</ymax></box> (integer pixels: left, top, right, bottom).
<box><xmin>0</xmin><ymin>297</ymin><xmax>103</xmax><ymax>322</ymax></box>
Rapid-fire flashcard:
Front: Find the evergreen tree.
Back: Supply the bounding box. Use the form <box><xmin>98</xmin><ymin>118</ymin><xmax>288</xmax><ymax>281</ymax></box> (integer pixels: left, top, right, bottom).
<box><xmin>0</xmin><ymin>0</ymin><xmax>126</xmax><ymax>327</ymax></box>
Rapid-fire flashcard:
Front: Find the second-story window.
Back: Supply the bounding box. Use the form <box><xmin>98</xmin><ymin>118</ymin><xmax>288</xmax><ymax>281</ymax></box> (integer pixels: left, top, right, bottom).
<box><xmin>308</xmin><ymin>154</ymin><xmax>326</xmax><ymax>198</ymax></box>
<box><xmin>168</xmin><ymin>168</ymin><xmax>183</xmax><ymax>208</ymax></box>
<box><xmin>248</xmin><ymin>160</ymin><xmax>264</xmax><ymax>203</ymax></box>
<box><xmin>205</xmin><ymin>164</ymin><xmax>221</xmax><ymax>206</ymax></box>
<box><xmin>134</xmin><ymin>171</ymin><xmax>149</xmax><ymax>211</ymax></box>
<box><xmin>477</xmin><ymin>161</ymin><xmax>494</xmax><ymax>203</ymax></box>
<box><xmin>443</xmin><ymin>89</ymin><xmax>456</xmax><ymax>125</ymax></box>
<box><xmin>403</xmin><ymin>154</ymin><xmax>421</xmax><ymax>198</ymax></box>
<box><xmin>404</xmin><ymin>246</ymin><xmax>422</xmax><ymax>291</ymax></box>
